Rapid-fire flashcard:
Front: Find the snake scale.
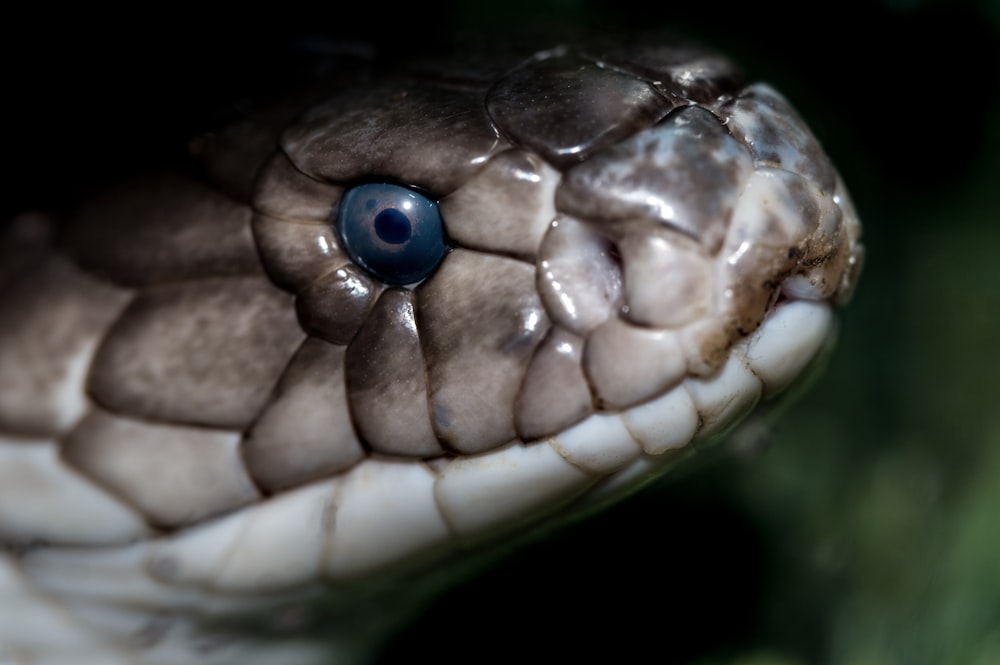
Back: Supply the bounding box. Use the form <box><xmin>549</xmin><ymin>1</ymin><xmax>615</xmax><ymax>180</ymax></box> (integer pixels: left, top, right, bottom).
<box><xmin>0</xmin><ymin>32</ymin><xmax>863</xmax><ymax>664</ymax></box>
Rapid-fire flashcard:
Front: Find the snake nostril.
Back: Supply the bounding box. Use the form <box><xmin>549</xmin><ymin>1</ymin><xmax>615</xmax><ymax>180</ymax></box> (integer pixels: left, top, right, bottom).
<box><xmin>537</xmin><ymin>216</ymin><xmax>624</xmax><ymax>336</ymax></box>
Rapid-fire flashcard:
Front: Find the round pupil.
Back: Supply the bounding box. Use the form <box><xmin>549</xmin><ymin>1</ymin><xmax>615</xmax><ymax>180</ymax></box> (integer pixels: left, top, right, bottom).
<box><xmin>373</xmin><ymin>208</ymin><xmax>412</xmax><ymax>244</ymax></box>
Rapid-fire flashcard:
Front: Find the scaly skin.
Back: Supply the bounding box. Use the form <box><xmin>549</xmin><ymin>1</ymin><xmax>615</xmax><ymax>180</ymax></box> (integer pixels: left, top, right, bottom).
<box><xmin>0</xmin><ymin>35</ymin><xmax>862</xmax><ymax>664</ymax></box>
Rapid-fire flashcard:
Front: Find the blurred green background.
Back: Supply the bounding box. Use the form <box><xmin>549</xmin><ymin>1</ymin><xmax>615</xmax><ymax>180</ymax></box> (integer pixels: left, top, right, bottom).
<box><xmin>5</xmin><ymin>2</ymin><xmax>998</xmax><ymax>663</ymax></box>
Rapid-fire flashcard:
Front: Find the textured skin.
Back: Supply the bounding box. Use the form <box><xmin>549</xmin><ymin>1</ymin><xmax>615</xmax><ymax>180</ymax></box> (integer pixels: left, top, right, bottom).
<box><xmin>0</xmin><ymin>36</ymin><xmax>862</xmax><ymax>664</ymax></box>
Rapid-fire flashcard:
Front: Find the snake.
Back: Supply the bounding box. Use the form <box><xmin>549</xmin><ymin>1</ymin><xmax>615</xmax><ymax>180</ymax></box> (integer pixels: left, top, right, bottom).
<box><xmin>0</xmin><ymin>32</ymin><xmax>863</xmax><ymax>665</ymax></box>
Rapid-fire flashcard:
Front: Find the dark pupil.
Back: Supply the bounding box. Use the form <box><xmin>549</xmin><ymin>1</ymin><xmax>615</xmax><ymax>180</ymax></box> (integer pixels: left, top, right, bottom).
<box><xmin>373</xmin><ymin>208</ymin><xmax>412</xmax><ymax>244</ymax></box>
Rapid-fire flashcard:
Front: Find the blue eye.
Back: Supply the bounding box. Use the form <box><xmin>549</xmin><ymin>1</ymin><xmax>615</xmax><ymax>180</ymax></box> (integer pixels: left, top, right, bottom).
<box><xmin>336</xmin><ymin>183</ymin><xmax>448</xmax><ymax>286</ymax></box>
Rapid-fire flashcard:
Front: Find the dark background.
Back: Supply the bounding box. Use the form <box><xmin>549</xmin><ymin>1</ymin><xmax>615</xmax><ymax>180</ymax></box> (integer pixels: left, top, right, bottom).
<box><xmin>4</xmin><ymin>2</ymin><xmax>999</xmax><ymax>664</ymax></box>
<box><xmin>5</xmin><ymin>1</ymin><xmax>997</xmax><ymax>217</ymax></box>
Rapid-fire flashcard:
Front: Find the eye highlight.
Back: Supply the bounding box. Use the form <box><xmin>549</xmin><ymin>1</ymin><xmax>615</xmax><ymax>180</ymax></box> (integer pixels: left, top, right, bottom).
<box><xmin>337</xmin><ymin>183</ymin><xmax>448</xmax><ymax>285</ymax></box>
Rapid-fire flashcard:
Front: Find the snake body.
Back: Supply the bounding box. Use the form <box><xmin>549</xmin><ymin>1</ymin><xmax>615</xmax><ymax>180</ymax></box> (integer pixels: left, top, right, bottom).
<box><xmin>0</xmin><ymin>34</ymin><xmax>862</xmax><ymax>664</ymax></box>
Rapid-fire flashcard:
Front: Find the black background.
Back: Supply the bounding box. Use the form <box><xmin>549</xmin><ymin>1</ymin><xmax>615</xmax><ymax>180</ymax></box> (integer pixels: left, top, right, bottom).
<box><xmin>5</xmin><ymin>1</ymin><xmax>998</xmax><ymax>219</ymax></box>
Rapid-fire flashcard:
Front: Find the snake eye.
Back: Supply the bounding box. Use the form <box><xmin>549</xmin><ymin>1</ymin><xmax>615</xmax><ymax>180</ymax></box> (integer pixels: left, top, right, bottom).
<box><xmin>336</xmin><ymin>183</ymin><xmax>448</xmax><ymax>286</ymax></box>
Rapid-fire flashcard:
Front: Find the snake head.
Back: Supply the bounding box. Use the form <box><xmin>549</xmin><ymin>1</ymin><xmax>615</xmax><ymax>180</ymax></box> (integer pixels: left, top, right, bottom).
<box><xmin>0</xmin><ymin>34</ymin><xmax>863</xmax><ymax>663</ymax></box>
<box><xmin>248</xmin><ymin>37</ymin><xmax>863</xmax><ymax>474</ymax></box>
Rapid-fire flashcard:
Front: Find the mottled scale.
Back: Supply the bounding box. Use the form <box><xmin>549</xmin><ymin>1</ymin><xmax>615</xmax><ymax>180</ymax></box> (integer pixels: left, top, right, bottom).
<box><xmin>439</xmin><ymin>148</ymin><xmax>559</xmax><ymax>260</ymax></box>
<box><xmin>0</xmin><ymin>255</ymin><xmax>131</xmax><ymax>436</ymax></box>
<box><xmin>556</xmin><ymin>105</ymin><xmax>754</xmax><ymax>252</ymax></box>
<box><xmin>728</xmin><ymin>169</ymin><xmax>827</xmax><ymax>249</ymax></box>
<box><xmin>515</xmin><ymin>326</ymin><xmax>593</xmax><ymax>441</ymax></box>
<box><xmin>675</xmin><ymin>315</ymin><xmax>740</xmax><ymax>377</ymax></box>
<box><xmin>63</xmin><ymin>172</ymin><xmax>261</xmax><ymax>286</ymax></box>
<box><xmin>617</xmin><ymin>227</ymin><xmax>716</xmax><ymax>328</ymax></box>
<box><xmin>722</xmin><ymin>84</ymin><xmax>837</xmax><ymax>193</ymax></box>
<box><xmin>582</xmin><ymin>40</ymin><xmax>745</xmax><ymax>105</ymax></box>
<box><xmin>282</xmin><ymin>82</ymin><xmax>508</xmax><ymax>194</ymax></box>
<box><xmin>721</xmin><ymin>168</ymin><xmax>845</xmax><ymax>335</ymax></box>
<box><xmin>295</xmin><ymin>264</ymin><xmax>381</xmax><ymax>345</ymax></box>
<box><xmin>344</xmin><ymin>289</ymin><xmax>442</xmax><ymax>457</ymax></box>
<box><xmin>251</xmin><ymin>214</ymin><xmax>345</xmax><ymax>292</ymax></box>
<box><xmin>583</xmin><ymin>317</ymin><xmax>687</xmax><ymax>409</ymax></box>
<box><xmin>242</xmin><ymin>337</ymin><xmax>364</xmax><ymax>492</ymax></box>
<box><xmin>88</xmin><ymin>276</ymin><xmax>304</xmax><ymax>428</ymax></box>
<box><xmin>417</xmin><ymin>249</ymin><xmax>550</xmax><ymax>453</ymax></box>
<box><xmin>253</xmin><ymin>152</ymin><xmax>344</xmax><ymax>223</ymax></box>
<box><xmin>486</xmin><ymin>50</ymin><xmax>674</xmax><ymax>168</ymax></box>
<box><xmin>62</xmin><ymin>410</ymin><xmax>258</xmax><ymax>528</ymax></box>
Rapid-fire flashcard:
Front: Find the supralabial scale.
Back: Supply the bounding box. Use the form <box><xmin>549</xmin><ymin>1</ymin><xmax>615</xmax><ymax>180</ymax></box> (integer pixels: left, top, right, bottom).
<box><xmin>0</xmin><ymin>33</ymin><xmax>863</xmax><ymax>664</ymax></box>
